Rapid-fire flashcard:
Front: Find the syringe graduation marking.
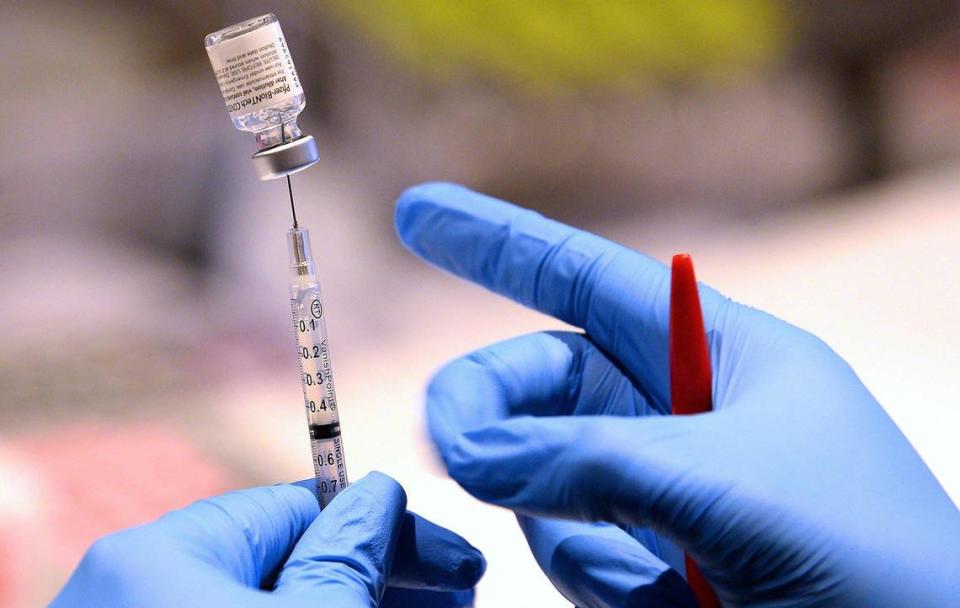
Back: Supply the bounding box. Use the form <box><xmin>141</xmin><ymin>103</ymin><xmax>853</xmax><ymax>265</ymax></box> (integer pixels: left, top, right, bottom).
<box><xmin>288</xmin><ymin>224</ymin><xmax>349</xmax><ymax>507</ymax></box>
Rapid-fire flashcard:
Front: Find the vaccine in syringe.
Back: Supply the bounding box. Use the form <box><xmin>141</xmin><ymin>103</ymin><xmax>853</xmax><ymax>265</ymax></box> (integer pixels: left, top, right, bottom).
<box><xmin>205</xmin><ymin>14</ymin><xmax>348</xmax><ymax>506</ymax></box>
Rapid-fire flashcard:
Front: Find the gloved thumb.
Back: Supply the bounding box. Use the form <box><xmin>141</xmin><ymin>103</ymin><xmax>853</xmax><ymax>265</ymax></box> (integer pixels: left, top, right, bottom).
<box><xmin>444</xmin><ymin>414</ymin><xmax>727</xmax><ymax>560</ymax></box>
<box><xmin>273</xmin><ymin>472</ymin><xmax>406</xmax><ymax>605</ymax></box>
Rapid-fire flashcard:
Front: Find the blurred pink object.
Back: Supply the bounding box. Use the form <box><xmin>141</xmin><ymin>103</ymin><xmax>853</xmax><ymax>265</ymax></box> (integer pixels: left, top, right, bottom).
<box><xmin>1</xmin><ymin>423</ymin><xmax>233</xmax><ymax>605</ymax></box>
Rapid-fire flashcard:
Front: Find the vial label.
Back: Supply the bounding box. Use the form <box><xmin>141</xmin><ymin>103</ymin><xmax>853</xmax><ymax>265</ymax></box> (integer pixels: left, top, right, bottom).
<box><xmin>206</xmin><ymin>21</ymin><xmax>303</xmax><ymax>118</ymax></box>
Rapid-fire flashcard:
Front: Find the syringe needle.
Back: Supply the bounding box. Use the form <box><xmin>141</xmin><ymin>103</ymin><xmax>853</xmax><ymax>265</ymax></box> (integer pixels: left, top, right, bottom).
<box><xmin>286</xmin><ymin>174</ymin><xmax>299</xmax><ymax>228</ymax></box>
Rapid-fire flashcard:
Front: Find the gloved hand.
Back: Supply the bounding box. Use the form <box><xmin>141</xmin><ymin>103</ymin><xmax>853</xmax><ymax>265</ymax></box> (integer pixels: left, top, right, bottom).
<box><xmin>395</xmin><ymin>183</ymin><xmax>960</xmax><ymax>607</ymax></box>
<box><xmin>51</xmin><ymin>472</ymin><xmax>484</xmax><ymax>607</ymax></box>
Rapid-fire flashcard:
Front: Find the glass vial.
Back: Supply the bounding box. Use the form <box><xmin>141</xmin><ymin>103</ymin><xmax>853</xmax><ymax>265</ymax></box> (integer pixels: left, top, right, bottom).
<box><xmin>205</xmin><ymin>14</ymin><xmax>319</xmax><ymax>179</ymax></box>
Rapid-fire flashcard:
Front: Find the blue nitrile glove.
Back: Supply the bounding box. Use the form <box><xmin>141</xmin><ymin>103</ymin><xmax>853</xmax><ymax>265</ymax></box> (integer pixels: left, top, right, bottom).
<box><xmin>395</xmin><ymin>183</ymin><xmax>960</xmax><ymax>607</ymax></box>
<box><xmin>51</xmin><ymin>472</ymin><xmax>484</xmax><ymax>607</ymax></box>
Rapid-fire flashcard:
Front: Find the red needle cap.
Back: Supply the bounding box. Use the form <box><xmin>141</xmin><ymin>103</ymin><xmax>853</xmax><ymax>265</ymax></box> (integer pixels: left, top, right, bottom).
<box><xmin>670</xmin><ymin>253</ymin><xmax>713</xmax><ymax>416</ymax></box>
<box><xmin>669</xmin><ymin>253</ymin><xmax>721</xmax><ymax>608</ymax></box>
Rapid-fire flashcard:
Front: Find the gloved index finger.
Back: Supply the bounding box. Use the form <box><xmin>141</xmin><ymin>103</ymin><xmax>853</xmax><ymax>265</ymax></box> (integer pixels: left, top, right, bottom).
<box><xmin>395</xmin><ymin>182</ymin><xmax>726</xmax><ymax>407</ymax></box>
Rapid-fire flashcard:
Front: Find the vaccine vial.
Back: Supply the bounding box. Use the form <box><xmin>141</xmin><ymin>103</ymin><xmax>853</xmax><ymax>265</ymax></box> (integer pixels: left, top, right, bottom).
<box><xmin>205</xmin><ymin>14</ymin><xmax>319</xmax><ymax>180</ymax></box>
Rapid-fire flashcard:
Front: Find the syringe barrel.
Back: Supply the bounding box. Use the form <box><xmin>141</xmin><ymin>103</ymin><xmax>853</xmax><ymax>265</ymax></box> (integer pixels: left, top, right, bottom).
<box><xmin>287</xmin><ymin>226</ymin><xmax>348</xmax><ymax>506</ymax></box>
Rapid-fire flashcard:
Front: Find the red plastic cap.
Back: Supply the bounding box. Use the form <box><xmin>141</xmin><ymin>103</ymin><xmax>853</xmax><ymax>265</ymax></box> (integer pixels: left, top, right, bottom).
<box><xmin>669</xmin><ymin>254</ymin><xmax>713</xmax><ymax>416</ymax></box>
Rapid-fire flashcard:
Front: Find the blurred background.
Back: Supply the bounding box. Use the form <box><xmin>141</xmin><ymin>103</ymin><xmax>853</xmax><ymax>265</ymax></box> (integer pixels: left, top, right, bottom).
<box><xmin>2</xmin><ymin>1</ymin><xmax>960</xmax><ymax>605</ymax></box>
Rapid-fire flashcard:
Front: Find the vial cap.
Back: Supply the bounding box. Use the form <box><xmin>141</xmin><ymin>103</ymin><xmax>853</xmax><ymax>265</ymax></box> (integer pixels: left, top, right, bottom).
<box><xmin>251</xmin><ymin>135</ymin><xmax>320</xmax><ymax>180</ymax></box>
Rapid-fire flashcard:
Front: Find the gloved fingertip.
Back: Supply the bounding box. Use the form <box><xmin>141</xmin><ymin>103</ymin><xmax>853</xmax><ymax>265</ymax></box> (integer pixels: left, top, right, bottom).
<box><xmin>288</xmin><ymin>478</ymin><xmax>319</xmax><ymax>499</ymax></box>
<box><xmin>224</xmin><ymin>482</ymin><xmax>319</xmax><ymax>524</ymax></box>
<box><xmin>395</xmin><ymin>182</ymin><xmax>471</xmax><ymax>247</ymax></box>
<box><xmin>443</xmin><ymin>432</ymin><xmax>485</xmax><ymax>487</ymax></box>
<box><xmin>552</xmin><ymin>533</ymin><xmax>697</xmax><ymax>608</ymax></box>
<box><xmin>354</xmin><ymin>471</ymin><xmax>408</xmax><ymax>511</ymax></box>
<box><xmin>381</xmin><ymin>588</ymin><xmax>477</xmax><ymax>608</ymax></box>
<box><xmin>391</xmin><ymin>512</ymin><xmax>487</xmax><ymax>591</ymax></box>
<box><xmin>397</xmin><ymin>181</ymin><xmax>469</xmax><ymax>208</ymax></box>
<box><xmin>439</xmin><ymin>540</ymin><xmax>487</xmax><ymax>589</ymax></box>
<box><xmin>458</xmin><ymin>547</ymin><xmax>487</xmax><ymax>587</ymax></box>
<box><xmin>444</xmin><ymin>425</ymin><xmax>535</xmax><ymax>504</ymax></box>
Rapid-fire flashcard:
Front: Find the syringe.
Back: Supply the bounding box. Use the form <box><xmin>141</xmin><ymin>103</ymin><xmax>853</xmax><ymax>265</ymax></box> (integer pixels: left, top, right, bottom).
<box><xmin>204</xmin><ymin>14</ymin><xmax>348</xmax><ymax>505</ymax></box>
<box><xmin>287</xmin><ymin>216</ymin><xmax>348</xmax><ymax>506</ymax></box>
